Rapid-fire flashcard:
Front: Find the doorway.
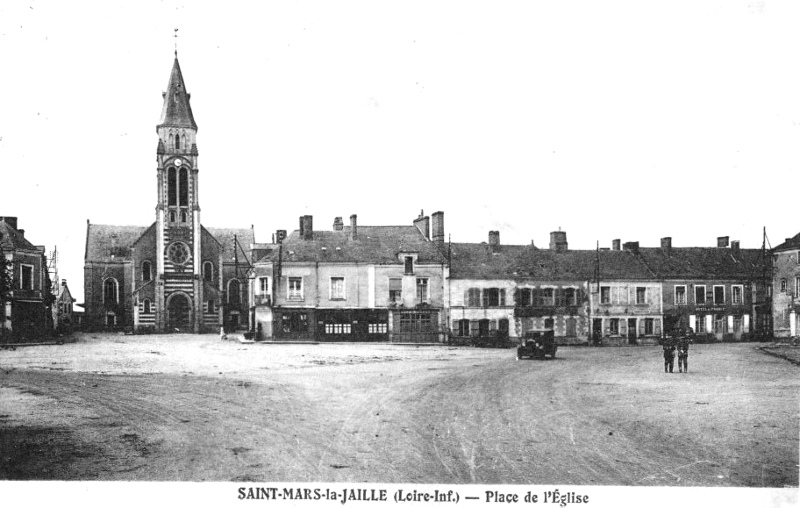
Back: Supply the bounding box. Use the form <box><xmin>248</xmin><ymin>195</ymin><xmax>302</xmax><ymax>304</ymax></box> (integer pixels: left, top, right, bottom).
<box><xmin>627</xmin><ymin>318</ymin><xmax>638</xmax><ymax>344</ymax></box>
<box><xmin>168</xmin><ymin>294</ymin><xmax>191</xmax><ymax>332</ymax></box>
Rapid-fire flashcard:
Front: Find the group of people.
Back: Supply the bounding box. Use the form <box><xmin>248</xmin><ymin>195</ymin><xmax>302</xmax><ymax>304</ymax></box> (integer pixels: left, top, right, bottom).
<box><xmin>663</xmin><ymin>329</ymin><xmax>692</xmax><ymax>373</ymax></box>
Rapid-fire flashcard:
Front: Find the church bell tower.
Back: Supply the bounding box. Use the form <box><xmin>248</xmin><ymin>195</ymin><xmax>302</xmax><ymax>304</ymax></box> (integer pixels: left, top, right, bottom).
<box><xmin>154</xmin><ymin>54</ymin><xmax>202</xmax><ymax>332</ymax></box>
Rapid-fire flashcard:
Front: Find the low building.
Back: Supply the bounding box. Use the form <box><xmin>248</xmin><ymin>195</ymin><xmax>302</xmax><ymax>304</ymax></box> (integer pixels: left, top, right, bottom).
<box><xmin>0</xmin><ymin>216</ymin><xmax>54</xmax><ymax>342</ymax></box>
<box><xmin>53</xmin><ymin>279</ymin><xmax>77</xmax><ymax>333</ymax></box>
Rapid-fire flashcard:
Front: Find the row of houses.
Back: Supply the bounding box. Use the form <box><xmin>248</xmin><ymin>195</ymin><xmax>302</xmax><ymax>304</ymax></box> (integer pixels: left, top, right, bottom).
<box><xmin>244</xmin><ymin>211</ymin><xmax>774</xmax><ymax>345</ymax></box>
<box><xmin>0</xmin><ymin>216</ymin><xmax>77</xmax><ymax>342</ymax></box>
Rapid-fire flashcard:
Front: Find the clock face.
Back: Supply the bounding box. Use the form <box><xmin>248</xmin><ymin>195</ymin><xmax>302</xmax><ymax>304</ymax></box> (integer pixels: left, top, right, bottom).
<box><xmin>174</xmin><ymin>158</ymin><xmax>182</xmax><ymax>166</ymax></box>
<box><xmin>167</xmin><ymin>241</ymin><xmax>191</xmax><ymax>266</ymax></box>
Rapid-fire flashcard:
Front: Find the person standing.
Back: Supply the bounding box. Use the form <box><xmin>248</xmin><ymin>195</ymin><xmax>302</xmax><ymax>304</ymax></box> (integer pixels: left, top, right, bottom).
<box><xmin>663</xmin><ymin>340</ymin><xmax>676</xmax><ymax>373</ymax></box>
<box><xmin>678</xmin><ymin>329</ymin><xmax>692</xmax><ymax>373</ymax></box>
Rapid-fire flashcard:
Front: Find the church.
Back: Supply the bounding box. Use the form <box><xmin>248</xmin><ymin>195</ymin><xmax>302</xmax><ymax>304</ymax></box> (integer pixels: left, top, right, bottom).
<box><xmin>83</xmin><ymin>55</ymin><xmax>254</xmax><ymax>333</ymax></box>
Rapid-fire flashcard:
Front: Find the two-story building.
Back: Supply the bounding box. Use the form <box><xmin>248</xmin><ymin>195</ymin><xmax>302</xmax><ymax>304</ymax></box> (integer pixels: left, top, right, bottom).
<box><xmin>638</xmin><ymin>236</ymin><xmax>770</xmax><ymax>341</ymax></box>
<box><xmin>771</xmin><ymin>232</ymin><xmax>800</xmax><ymax>339</ymax></box>
<box><xmin>251</xmin><ymin>212</ymin><xmax>449</xmax><ymax>343</ymax></box>
<box><xmin>0</xmin><ymin>216</ymin><xmax>54</xmax><ymax>342</ymax></box>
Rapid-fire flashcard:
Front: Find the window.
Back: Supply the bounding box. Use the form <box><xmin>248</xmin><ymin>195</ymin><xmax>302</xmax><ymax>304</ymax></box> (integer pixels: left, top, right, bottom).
<box><xmin>544</xmin><ymin>317</ymin><xmax>554</xmax><ymax>329</ymax></box>
<box><xmin>780</xmin><ymin>279</ymin><xmax>787</xmax><ymax>293</ymax></box>
<box><xmin>714</xmin><ymin>314</ymin><xmax>725</xmax><ymax>333</ymax></box>
<box><xmin>797</xmin><ymin>278</ymin><xmax>800</xmax><ymax>297</ymax></box>
<box><xmin>175</xmin><ymin>133</ymin><xmax>181</xmax><ymax>150</ymax></box>
<box><xmin>180</xmin><ymin>211</ymin><xmax>187</xmax><ymax>223</ymax></box>
<box><xmin>168</xmin><ymin>167</ymin><xmax>177</xmax><ymax>207</ymax></box>
<box><xmin>330</xmin><ymin>277</ymin><xmax>345</xmax><ymax>300</ymax></box>
<box><xmin>696</xmin><ymin>315</ymin><xmax>706</xmax><ymax>333</ymax></box>
<box><xmin>454</xmin><ymin>319</ymin><xmax>470</xmax><ymax>337</ymax></box>
<box><xmin>143</xmin><ymin>299</ymin><xmax>152</xmax><ymax>314</ymax></box>
<box><xmin>259</xmin><ymin>277</ymin><xmax>270</xmax><ymax>294</ymax></box>
<box><xmin>713</xmin><ymin>285</ymin><xmax>725</xmax><ymax>305</ymax></box>
<box><xmin>207</xmin><ymin>300</ymin><xmax>215</xmax><ymax>314</ymax></box>
<box><xmin>733</xmin><ymin>316</ymin><xmax>742</xmax><ymax>332</ymax></box>
<box><xmin>600</xmin><ymin>286</ymin><xmax>611</xmax><ymax>304</ymax></box>
<box><xmin>732</xmin><ymin>285</ymin><xmax>743</xmax><ymax>305</ymax></box>
<box><xmin>609</xmin><ymin>318</ymin><xmax>619</xmax><ymax>335</ymax></box>
<box><xmin>498</xmin><ymin>319</ymin><xmax>509</xmax><ymax>335</ymax></box>
<box><xmin>368</xmin><ymin>323</ymin><xmax>387</xmax><ymax>334</ymax></box>
<box><xmin>404</xmin><ymin>256</ymin><xmax>414</xmax><ymax>275</ymax></box>
<box><xmin>645</xmin><ymin>318</ymin><xmax>654</xmax><ymax>335</ymax></box>
<box><xmin>325</xmin><ymin>322</ymin><xmax>352</xmax><ymax>334</ymax></box>
<box><xmin>695</xmin><ymin>285</ymin><xmax>707</xmax><ymax>304</ymax></box>
<box><xmin>142</xmin><ymin>261</ymin><xmax>152</xmax><ymax>282</ymax></box>
<box><xmin>288</xmin><ymin>277</ymin><xmax>303</xmax><ymax>300</ymax></box>
<box><xmin>281</xmin><ymin>312</ymin><xmax>308</xmax><ymax>333</ymax></box>
<box><xmin>203</xmin><ymin>261</ymin><xmax>214</xmax><ymax>282</ymax></box>
<box><xmin>389</xmin><ymin>278</ymin><xmax>402</xmax><ymax>302</ymax></box>
<box><xmin>169</xmin><ymin>210</ymin><xmax>176</xmax><ymax>222</ymax></box>
<box><xmin>482</xmin><ymin>288</ymin><xmax>506</xmax><ymax>307</ymax></box>
<box><xmin>416</xmin><ymin>278</ymin><xmax>429</xmax><ymax>302</ymax></box>
<box><xmin>20</xmin><ymin>264</ymin><xmax>33</xmax><ymax>290</ymax></box>
<box><xmin>518</xmin><ymin>288</ymin><xmax>532</xmax><ymax>307</ymax></box>
<box><xmin>636</xmin><ymin>287</ymin><xmax>647</xmax><ymax>304</ymax></box>
<box><xmin>179</xmin><ymin>168</ymin><xmax>188</xmax><ymax>207</ymax></box>
<box><xmin>564</xmin><ymin>288</ymin><xmax>577</xmax><ymax>306</ymax></box>
<box><xmin>103</xmin><ymin>278</ymin><xmax>118</xmax><ymax>304</ymax></box>
<box><xmin>466</xmin><ymin>288</ymin><xmax>481</xmax><ymax>307</ymax></box>
<box><xmin>400</xmin><ymin>311</ymin><xmax>433</xmax><ymax>333</ymax></box>
<box><xmin>674</xmin><ymin>285</ymin><xmax>687</xmax><ymax>305</ymax></box>
<box><xmin>541</xmin><ymin>288</ymin><xmax>555</xmax><ymax>306</ymax></box>
<box><xmin>478</xmin><ymin>319</ymin><xmax>490</xmax><ymax>336</ymax></box>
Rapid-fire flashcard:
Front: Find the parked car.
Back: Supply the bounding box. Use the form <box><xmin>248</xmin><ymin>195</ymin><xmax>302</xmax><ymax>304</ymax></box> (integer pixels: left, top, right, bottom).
<box><xmin>516</xmin><ymin>330</ymin><xmax>557</xmax><ymax>360</ymax></box>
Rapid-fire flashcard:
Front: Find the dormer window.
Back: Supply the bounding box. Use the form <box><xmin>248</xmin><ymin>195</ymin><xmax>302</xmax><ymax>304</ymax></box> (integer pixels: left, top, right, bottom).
<box><xmin>404</xmin><ymin>256</ymin><xmax>414</xmax><ymax>275</ymax></box>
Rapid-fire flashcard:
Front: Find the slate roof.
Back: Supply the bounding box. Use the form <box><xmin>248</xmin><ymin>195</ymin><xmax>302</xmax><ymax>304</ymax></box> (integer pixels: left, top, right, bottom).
<box><xmin>636</xmin><ymin>247</ymin><xmax>768</xmax><ymax>280</ymax></box>
<box><xmin>85</xmin><ymin>223</ymin><xmax>254</xmax><ymax>263</ymax></box>
<box><xmin>450</xmin><ymin>243</ymin><xmax>768</xmax><ymax>282</ymax></box>
<box><xmin>773</xmin><ymin>232</ymin><xmax>800</xmax><ymax>252</ymax></box>
<box><xmin>0</xmin><ymin>221</ymin><xmax>38</xmax><ymax>251</ymax></box>
<box><xmin>84</xmin><ymin>223</ymin><xmax>148</xmax><ymax>262</ymax></box>
<box><xmin>206</xmin><ymin>226</ymin><xmax>256</xmax><ymax>264</ymax></box>
<box><xmin>157</xmin><ymin>57</ymin><xmax>198</xmax><ymax>131</ymax></box>
<box><xmin>270</xmin><ymin>225</ymin><xmax>447</xmax><ymax>264</ymax></box>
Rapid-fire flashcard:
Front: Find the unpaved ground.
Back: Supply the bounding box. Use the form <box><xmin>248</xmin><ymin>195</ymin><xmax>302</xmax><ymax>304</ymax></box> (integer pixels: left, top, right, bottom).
<box><xmin>0</xmin><ymin>333</ymin><xmax>797</xmax><ymax>486</ymax></box>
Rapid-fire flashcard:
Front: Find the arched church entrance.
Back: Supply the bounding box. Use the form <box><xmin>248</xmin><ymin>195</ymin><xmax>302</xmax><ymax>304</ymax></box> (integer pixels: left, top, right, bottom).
<box><xmin>167</xmin><ymin>293</ymin><xmax>192</xmax><ymax>332</ymax></box>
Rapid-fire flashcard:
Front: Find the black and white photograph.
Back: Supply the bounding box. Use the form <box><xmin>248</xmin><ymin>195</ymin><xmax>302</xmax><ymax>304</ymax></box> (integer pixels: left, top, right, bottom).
<box><xmin>0</xmin><ymin>1</ymin><xmax>798</xmax><ymax>507</ymax></box>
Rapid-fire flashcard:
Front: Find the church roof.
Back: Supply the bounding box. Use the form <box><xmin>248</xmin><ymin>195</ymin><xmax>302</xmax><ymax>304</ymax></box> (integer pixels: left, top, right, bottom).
<box><xmin>206</xmin><ymin>226</ymin><xmax>256</xmax><ymax>264</ymax></box>
<box><xmin>84</xmin><ymin>223</ymin><xmax>148</xmax><ymax>262</ymax></box>
<box><xmin>0</xmin><ymin>220</ymin><xmax>38</xmax><ymax>252</ymax></box>
<box><xmin>157</xmin><ymin>56</ymin><xmax>197</xmax><ymax>131</ymax></box>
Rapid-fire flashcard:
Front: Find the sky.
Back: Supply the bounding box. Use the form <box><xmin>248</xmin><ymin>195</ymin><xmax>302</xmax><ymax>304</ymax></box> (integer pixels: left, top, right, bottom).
<box><xmin>0</xmin><ymin>1</ymin><xmax>798</xmax><ymax>303</ymax></box>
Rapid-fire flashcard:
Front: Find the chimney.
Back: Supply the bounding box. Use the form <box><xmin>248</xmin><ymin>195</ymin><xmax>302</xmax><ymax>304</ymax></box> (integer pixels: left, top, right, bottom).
<box><xmin>333</xmin><ymin>217</ymin><xmax>344</xmax><ymax>231</ymax></box>
<box><xmin>349</xmin><ymin>214</ymin><xmax>357</xmax><ymax>240</ymax></box>
<box><xmin>612</xmin><ymin>239</ymin><xmax>621</xmax><ymax>251</ymax></box>
<box><xmin>299</xmin><ymin>215</ymin><xmax>313</xmax><ymax>240</ymax></box>
<box><xmin>661</xmin><ymin>237</ymin><xmax>672</xmax><ymax>256</ymax></box>
<box><xmin>731</xmin><ymin>240</ymin><xmax>740</xmax><ymax>257</ymax></box>
<box><xmin>17</xmin><ymin>229</ymin><xmax>24</xmax><ymax>238</ymax></box>
<box><xmin>488</xmin><ymin>231</ymin><xmax>500</xmax><ymax>252</ymax></box>
<box><xmin>431</xmin><ymin>211</ymin><xmax>445</xmax><ymax>243</ymax></box>
<box><xmin>0</xmin><ymin>217</ymin><xmax>18</xmax><ymax>230</ymax></box>
<box><xmin>549</xmin><ymin>230</ymin><xmax>568</xmax><ymax>252</ymax></box>
<box><xmin>717</xmin><ymin>236</ymin><xmax>729</xmax><ymax>248</ymax></box>
<box><xmin>413</xmin><ymin>210</ymin><xmax>430</xmax><ymax>240</ymax></box>
<box><xmin>275</xmin><ymin>230</ymin><xmax>287</xmax><ymax>244</ymax></box>
<box><xmin>623</xmin><ymin>241</ymin><xmax>640</xmax><ymax>254</ymax></box>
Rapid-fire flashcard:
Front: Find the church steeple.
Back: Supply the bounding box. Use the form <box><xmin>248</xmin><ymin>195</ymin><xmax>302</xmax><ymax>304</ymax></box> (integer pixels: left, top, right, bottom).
<box><xmin>157</xmin><ymin>57</ymin><xmax>198</xmax><ymax>131</ymax></box>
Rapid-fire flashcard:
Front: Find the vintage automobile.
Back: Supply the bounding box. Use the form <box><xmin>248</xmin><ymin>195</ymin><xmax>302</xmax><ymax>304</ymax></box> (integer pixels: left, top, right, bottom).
<box><xmin>516</xmin><ymin>330</ymin><xmax>557</xmax><ymax>360</ymax></box>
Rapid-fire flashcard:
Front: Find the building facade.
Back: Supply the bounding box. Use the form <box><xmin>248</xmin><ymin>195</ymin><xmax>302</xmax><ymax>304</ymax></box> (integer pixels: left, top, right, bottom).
<box><xmin>771</xmin><ymin>233</ymin><xmax>800</xmax><ymax>339</ymax></box>
<box><xmin>250</xmin><ymin>212</ymin><xmax>448</xmax><ymax>342</ymax></box>
<box><xmin>0</xmin><ymin>217</ymin><xmax>54</xmax><ymax>341</ymax></box>
<box><xmin>83</xmin><ymin>55</ymin><xmax>253</xmax><ymax>333</ymax></box>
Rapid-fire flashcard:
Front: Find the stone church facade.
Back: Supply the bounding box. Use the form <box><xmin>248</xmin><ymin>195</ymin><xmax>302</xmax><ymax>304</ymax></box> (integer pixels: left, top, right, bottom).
<box><xmin>84</xmin><ymin>55</ymin><xmax>253</xmax><ymax>333</ymax></box>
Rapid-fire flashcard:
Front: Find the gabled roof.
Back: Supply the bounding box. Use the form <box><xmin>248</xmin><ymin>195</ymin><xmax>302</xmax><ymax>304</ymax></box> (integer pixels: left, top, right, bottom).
<box><xmin>449</xmin><ymin>243</ymin><xmax>529</xmax><ymax>279</ymax></box>
<box><xmin>636</xmin><ymin>247</ymin><xmax>767</xmax><ymax>280</ymax></box>
<box><xmin>0</xmin><ymin>221</ymin><xmax>38</xmax><ymax>251</ymax></box>
<box><xmin>157</xmin><ymin>56</ymin><xmax>197</xmax><ymax>131</ymax></box>
<box><xmin>207</xmin><ymin>226</ymin><xmax>256</xmax><ymax>264</ymax></box>
<box><xmin>270</xmin><ymin>225</ymin><xmax>446</xmax><ymax>264</ymax></box>
<box><xmin>773</xmin><ymin>233</ymin><xmax>800</xmax><ymax>252</ymax></box>
<box><xmin>85</xmin><ymin>223</ymin><xmax>148</xmax><ymax>262</ymax></box>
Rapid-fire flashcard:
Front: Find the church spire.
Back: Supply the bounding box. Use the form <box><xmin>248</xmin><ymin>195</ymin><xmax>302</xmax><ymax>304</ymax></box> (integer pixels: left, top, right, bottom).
<box><xmin>157</xmin><ymin>56</ymin><xmax>198</xmax><ymax>131</ymax></box>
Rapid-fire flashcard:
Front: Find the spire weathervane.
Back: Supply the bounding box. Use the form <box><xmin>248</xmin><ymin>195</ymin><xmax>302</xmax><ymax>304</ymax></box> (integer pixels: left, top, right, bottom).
<box><xmin>174</xmin><ymin>28</ymin><xmax>179</xmax><ymax>56</ymax></box>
